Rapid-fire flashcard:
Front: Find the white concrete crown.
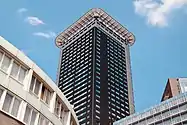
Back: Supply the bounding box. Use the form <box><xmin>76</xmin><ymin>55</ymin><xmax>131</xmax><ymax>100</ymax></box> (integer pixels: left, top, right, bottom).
<box><xmin>55</xmin><ymin>8</ymin><xmax>135</xmax><ymax>48</ymax></box>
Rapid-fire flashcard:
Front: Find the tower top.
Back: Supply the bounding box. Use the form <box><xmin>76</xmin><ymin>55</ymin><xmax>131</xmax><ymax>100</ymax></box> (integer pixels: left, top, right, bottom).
<box><xmin>55</xmin><ymin>8</ymin><xmax>135</xmax><ymax>48</ymax></box>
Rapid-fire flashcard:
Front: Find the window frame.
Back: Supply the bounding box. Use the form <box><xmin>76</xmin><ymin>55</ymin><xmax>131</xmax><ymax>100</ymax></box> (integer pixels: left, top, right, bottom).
<box><xmin>0</xmin><ymin>51</ymin><xmax>11</xmax><ymax>73</ymax></box>
<box><xmin>2</xmin><ymin>92</ymin><xmax>22</xmax><ymax>118</ymax></box>
<box><xmin>29</xmin><ymin>76</ymin><xmax>42</xmax><ymax>97</ymax></box>
<box><xmin>24</xmin><ymin>104</ymin><xmax>38</xmax><ymax>125</ymax></box>
<box><xmin>40</xmin><ymin>85</ymin><xmax>52</xmax><ymax>106</ymax></box>
<box><xmin>10</xmin><ymin>61</ymin><xmax>27</xmax><ymax>84</ymax></box>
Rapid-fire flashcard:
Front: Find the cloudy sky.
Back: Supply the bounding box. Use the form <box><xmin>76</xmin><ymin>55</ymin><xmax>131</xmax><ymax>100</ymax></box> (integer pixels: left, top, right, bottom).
<box><xmin>0</xmin><ymin>0</ymin><xmax>187</xmax><ymax>112</ymax></box>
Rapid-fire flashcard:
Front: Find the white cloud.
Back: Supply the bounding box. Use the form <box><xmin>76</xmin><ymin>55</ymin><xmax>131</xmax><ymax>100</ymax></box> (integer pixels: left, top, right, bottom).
<box><xmin>17</xmin><ymin>8</ymin><xmax>28</xmax><ymax>14</ymax></box>
<box><xmin>25</xmin><ymin>16</ymin><xmax>45</xmax><ymax>26</ymax></box>
<box><xmin>133</xmin><ymin>0</ymin><xmax>187</xmax><ymax>27</ymax></box>
<box><xmin>33</xmin><ymin>31</ymin><xmax>56</xmax><ymax>39</ymax></box>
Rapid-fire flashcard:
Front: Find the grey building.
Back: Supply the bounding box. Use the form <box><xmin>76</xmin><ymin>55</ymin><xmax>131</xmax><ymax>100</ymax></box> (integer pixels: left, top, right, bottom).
<box><xmin>55</xmin><ymin>8</ymin><xmax>135</xmax><ymax>125</ymax></box>
<box><xmin>114</xmin><ymin>78</ymin><xmax>187</xmax><ymax>125</ymax></box>
<box><xmin>114</xmin><ymin>92</ymin><xmax>187</xmax><ymax>125</ymax></box>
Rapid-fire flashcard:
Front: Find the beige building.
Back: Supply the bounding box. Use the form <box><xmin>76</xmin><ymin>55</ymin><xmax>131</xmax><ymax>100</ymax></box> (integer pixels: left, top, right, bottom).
<box><xmin>0</xmin><ymin>36</ymin><xmax>79</xmax><ymax>125</ymax></box>
<box><xmin>162</xmin><ymin>78</ymin><xmax>187</xmax><ymax>101</ymax></box>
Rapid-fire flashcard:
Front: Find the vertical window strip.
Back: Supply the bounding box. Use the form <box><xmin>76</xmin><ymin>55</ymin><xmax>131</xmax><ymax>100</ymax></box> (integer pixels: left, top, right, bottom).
<box><xmin>24</xmin><ymin>104</ymin><xmax>39</xmax><ymax>125</ymax></box>
<box><xmin>0</xmin><ymin>52</ymin><xmax>11</xmax><ymax>73</ymax></box>
<box><xmin>29</xmin><ymin>76</ymin><xmax>41</xmax><ymax>96</ymax></box>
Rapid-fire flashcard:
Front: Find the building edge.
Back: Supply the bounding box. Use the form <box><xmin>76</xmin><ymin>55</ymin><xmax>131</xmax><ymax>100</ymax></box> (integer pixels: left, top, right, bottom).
<box><xmin>0</xmin><ymin>36</ymin><xmax>79</xmax><ymax>125</ymax></box>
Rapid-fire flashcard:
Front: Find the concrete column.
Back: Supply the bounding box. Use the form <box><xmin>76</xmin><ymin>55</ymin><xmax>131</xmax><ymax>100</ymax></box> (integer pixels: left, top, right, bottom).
<box><xmin>18</xmin><ymin>101</ymin><xmax>27</xmax><ymax>121</ymax></box>
<box><xmin>6</xmin><ymin>58</ymin><xmax>14</xmax><ymax>77</ymax></box>
<box><xmin>34</xmin><ymin>112</ymin><xmax>40</xmax><ymax>125</ymax></box>
<box><xmin>63</xmin><ymin>110</ymin><xmax>71</xmax><ymax>125</ymax></box>
<box><xmin>0</xmin><ymin>89</ymin><xmax>7</xmax><ymax>109</ymax></box>
<box><xmin>38</xmin><ymin>82</ymin><xmax>43</xmax><ymax>100</ymax></box>
<box><xmin>49</xmin><ymin>92</ymin><xmax>56</xmax><ymax>113</ymax></box>
<box><xmin>124</xmin><ymin>44</ymin><xmax>135</xmax><ymax>114</ymax></box>
<box><xmin>23</xmin><ymin>69</ymin><xmax>33</xmax><ymax>91</ymax></box>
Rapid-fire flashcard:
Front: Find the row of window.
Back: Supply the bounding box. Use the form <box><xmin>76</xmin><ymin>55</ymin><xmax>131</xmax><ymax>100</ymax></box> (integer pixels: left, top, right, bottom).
<box><xmin>107</xmin><ymin>47</ymin><xmax>126</xmax><ymax>58</ymax></box>
<box><xmin>61</xmin><ymin>67</ymin><xmax>91</xmax><ymax>87</ymax></box>
<box><xmin>0</xmin><ymin>50</ymin><xmax>75</xmax><ymax>125</ymax></box>
<box><xmin>63</xmin><ymin>30</ymin><xmax>93</xmax><ymax>52</ymax></box>
<box><xmin>62</xmin><ymin>47</ymin><xmax>92</xmax><ymax>64</ymax></box>
<box><xmin>29</xmin><ymin>75</ymin><xmax>71</xmax><ymax>124</ymax></box>
<box><xmin>126</xmin><ymin>99</ymin><xmax>187</xmax><ymax>124</ymax></box>
<box><xmin>61</xmin><ymin>54</ymin><xmax>92</xmax><ymax>74</ymax></box>
<box><xmin>107</xmin><ymin>39</ymin><xmax>125</xmax><ymax>51</ymax></box>
<box><xmin>0</xmin><ymin>51</ymin><xmax>27</xmax><ymax>84</ymax></box>
<box><xmin>62</xmin><ymin>49</ymin><xmax>92</xmax><ymax>66</ymax></box>
<box><xmin>63</xmin><ymin>39</ymin><xmax>93</xmax><ymax>54</ymax></box>
<box><xmin>29</xmin><ymin>76</ymin><xmax>52</xmax><ymax>105</ymax></box>
<box><xmin>109</xmin><ymin>57</ymin><xmax>126</xmax><ymax>66</ymax></box>
<box><xmin>64</xmin><ymin>37</ymin><xmax>93</xmax><ymax>54</ymax></box>
<box><xmin>0</xmin><ymin>87</ymin><xmax>53</xmax><ymax>125</ymax></box>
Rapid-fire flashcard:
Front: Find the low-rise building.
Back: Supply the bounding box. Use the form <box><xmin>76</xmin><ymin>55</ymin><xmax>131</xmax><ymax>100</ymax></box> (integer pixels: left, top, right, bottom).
<box><xmin>114</xmin><ymin>78</ymin><xmax>187</xmax><ymax>125</ymax></box>
<box><xmin>114</xmin><ymin>92</ymin><xmax>187</xmax><ymax>125</ymax></box>
<box><xmin>0</xmin><ymin>36</ymin><xmax>79</xmax><ymax>125</ymax></box>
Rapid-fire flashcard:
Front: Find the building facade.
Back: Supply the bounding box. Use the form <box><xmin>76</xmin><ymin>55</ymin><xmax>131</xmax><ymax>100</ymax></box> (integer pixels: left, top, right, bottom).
<box><xmin>114</xmin><ymin>92</ymin><xmax>187</xmax><ymax>125</ymax></box>
<box><xmin>162</xmin><ymin>78</ymin><xmax>187</xmax><ymax>101</ymax></box>
<box><xmin>55</xmin><ymin>8</ymin><xmax>135</xmax><ymax>125</ymax></box>
<box><xmin>0</xmin><ymin>36</ymin><xmax>79</xmax><ymax>125</ymax></box>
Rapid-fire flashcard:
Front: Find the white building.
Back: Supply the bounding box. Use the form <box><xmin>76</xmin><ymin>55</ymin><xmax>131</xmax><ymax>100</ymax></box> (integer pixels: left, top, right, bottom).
<box><xmin>0</xmin><ymin>36</ymin><xmax>79</xmax><ymax>125</ymax></box>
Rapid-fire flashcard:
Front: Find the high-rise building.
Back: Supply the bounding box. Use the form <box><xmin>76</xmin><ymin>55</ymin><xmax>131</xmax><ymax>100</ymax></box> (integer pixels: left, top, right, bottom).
<box><xmin>55</xmin><ymin>8</ymin><xmax>135</xmax><ymax>125</ymax></box>
<box><xmin>161</xmin><ymin>78</ymin><xmax>187</xmax><ymax>101</ymax></box>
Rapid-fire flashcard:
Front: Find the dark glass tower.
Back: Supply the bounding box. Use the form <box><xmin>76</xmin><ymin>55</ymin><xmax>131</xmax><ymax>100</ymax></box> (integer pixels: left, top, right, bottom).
<box><xmin>55</xmin><ymin>8</ymin><xmax>135</xmax><ymax>125</ymax></box>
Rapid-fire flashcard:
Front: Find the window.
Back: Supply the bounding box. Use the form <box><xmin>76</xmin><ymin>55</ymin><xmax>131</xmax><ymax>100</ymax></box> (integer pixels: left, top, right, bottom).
<box><xmin>2</xmin><ymin>93</ymin><xmax>13</xmax><ymax>112</ymax></box>
<box><xmin>0</xmin><ymin>88</ymin><xmax>3</xmax><ymax>99</ymax></box>
<box><xmin>2</xmin><ymin>93</ymin><xmax>21</xmax><ymax>117</ymax></box>
<box><xmin>0</xmin><ymin>52</ymin><xmax>3</xmax><ymax>63</ymax></box>
<box><xmin>10</xmin><ymin>62</ymin><xmax>27</xmax><ymax>83</ymax></box>
<box><xmin>30</xmin><ymin>76</ymin><xmax>41</xmax><ymax>96</ymax></box>
<box><xmin>0</xmin><ymin>53</ymin><xmax>11</xmax><ymax>72</ymax></box>
<box><xmin>60</xmin><ymin>105</ymin><xmax>64</xmax><ymax>121</ymax></box>
<box><xmin>38</xmin><ymin>115</ymin><xmax>50</xmax><ymax>125</ymax></box>
<box><xmin>24</xmin><ymin>105</ymin><xmax>38</xmax><ymax>125</ymax></box>
<box><xmin>41</xmin><ymin>85</ymin><xmax>52</xmax><ymax>105</ymax></box>
<box><xmin>11</xmin><ymin>98</ymin><xmax>21</xmax><ymax>116</ymax></box>
<box><xmin>54</xmin><ymin>98</ymin><xmax>61</xmax><ymax>116</ymax></box>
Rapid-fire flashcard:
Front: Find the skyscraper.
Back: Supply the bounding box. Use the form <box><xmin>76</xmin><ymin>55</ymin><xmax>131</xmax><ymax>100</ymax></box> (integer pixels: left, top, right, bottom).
<box><xmin>55</xmin><ymin>8</ymin><xmax>135</xmax><ymax>125</ymax></box>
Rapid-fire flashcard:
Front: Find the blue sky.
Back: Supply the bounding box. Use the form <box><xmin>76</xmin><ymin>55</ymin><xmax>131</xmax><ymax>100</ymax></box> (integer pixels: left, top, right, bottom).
<box><xmin>1</xmin><ymin>0</ymin><xmax>187</xmax><ymax>113</ymax></box>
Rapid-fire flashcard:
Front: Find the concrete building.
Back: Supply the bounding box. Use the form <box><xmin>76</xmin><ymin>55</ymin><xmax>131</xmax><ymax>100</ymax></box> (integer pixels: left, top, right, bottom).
<box><xmin>0</xmin><ymin>36</ymin><xmax>79</xmax><ymax>125</ymax></box>
<box><xmin>114</xmin><ymin>92</ymin><xmax>187</xmax><ymax>125</ymax></box>
<box><xmin>162</xmin><ymin>78</ymin><xmax>187</xmax><ymax>101</ymax></box>
<box><xmin>114</xmin><ymin>78</ymin><xmax>187</xmax><ymax>125</ymax></box>
<box><xmin>55</xmin><ymin>8</ymin><xmax>135</xmax><ymax>125</ymax></box>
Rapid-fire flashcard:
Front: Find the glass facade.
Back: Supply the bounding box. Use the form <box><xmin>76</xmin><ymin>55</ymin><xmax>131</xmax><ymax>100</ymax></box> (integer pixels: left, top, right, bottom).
<box><xmin>58</xmin><ymin>25</ymin><xmax>131</xmax><ymax>125</ymax></box>
<box><xmin>59</xmin><ymin>29</ymin><xmax>93</xmax><ymax>125</ymax></box>
<box><xmin>56</xmin><ymin>8</ymin><xmax>135</xmax><ymax>125</ymax></box>
<box><xmin>114</xmin><ymin>92</ymin><xmax>187</xmax><ymax>125</ymax></box>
